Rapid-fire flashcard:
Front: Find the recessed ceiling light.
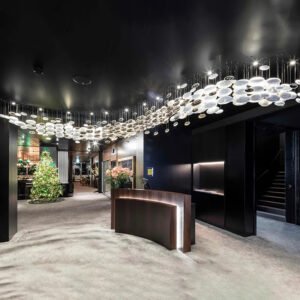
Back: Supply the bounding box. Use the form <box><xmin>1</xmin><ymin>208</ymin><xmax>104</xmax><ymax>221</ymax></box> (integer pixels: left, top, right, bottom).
<box><xmin>290</xmin><ymin>59</ymin><xmax>297</xmax><ymax>66</ymax></box>
<box><xmin>39</xmin><ymin>107</ymin><xmax>43</xmax><ymax>111</ymax></box>
<box><xmin>105</xmin><ymin>111</ymin><xmax>109</xmax><ymax>115</ymax></box>
<box><xmin>11</xmin><ymin>101</ymin><xmax>16</xmax><ymax>106</ymax></box>
<box><xmin>67</xmin><ymin>111</ymin><xmax>71</xmax><ymax>115</ymax></box>
<box><xmin>72</xmin><ymin>75</ymin><xmax>92</xmax><ymax>86</ymax></box>
<box><xmin>90</xmin><ymin>112</ymin><xmax>94</xmax><ymax>116</ymax></box>
<box><xmin>252</xmin><ymin>60</ymin><xmax>259</xmax><ymax>66</ymax></box>
<box><xmin>143</xmin><ymin>102</ymin><xmax>147</xmax><ymax>106</ymax></box>
<box><xmin>124</xmin><ymin>108</ymin><xmax>129</xmax><ymax>112</ymax></box>
<box><xmin>207</xmin><ymin>70</ymin><xmax>212</xmax><ymax>76</ymax></box>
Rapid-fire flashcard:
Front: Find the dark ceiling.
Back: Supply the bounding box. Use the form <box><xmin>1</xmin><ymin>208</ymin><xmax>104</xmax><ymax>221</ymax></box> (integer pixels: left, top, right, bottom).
<box><xmin>0</xmin><ymin>0</ymin><xmax>300</xmax><ymax>111</ymax></box>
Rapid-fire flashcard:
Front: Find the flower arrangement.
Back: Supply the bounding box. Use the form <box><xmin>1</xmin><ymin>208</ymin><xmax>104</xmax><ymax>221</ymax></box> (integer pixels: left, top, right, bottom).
<box><xmin>106</xmin><ymin>166</ymin><xmax>133</xmax><ymax>189</ymax></box>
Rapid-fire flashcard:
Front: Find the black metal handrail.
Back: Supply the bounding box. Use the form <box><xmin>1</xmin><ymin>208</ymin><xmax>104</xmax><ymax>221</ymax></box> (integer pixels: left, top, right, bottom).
<box><xmin>256</xmin><ymin>149</ymin><xmax>283</xmax><ymax>182</ymax></box>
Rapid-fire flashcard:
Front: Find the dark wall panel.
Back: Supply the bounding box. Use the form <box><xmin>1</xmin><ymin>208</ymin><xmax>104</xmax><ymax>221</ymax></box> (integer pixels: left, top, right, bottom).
<box><xmin>0</xmin><ymin>119</ymin><xmax>18</xmax><ymax>242</ymax></box>
<box><xmin>144</xmin><ymin>121</ymin><xmax>256</xmax><ymax>236</ymax></box>
<box><xmin>192</xmin><ymin>127</ymin><xmax>226</xmax><ymax>163</ymax></box>
<box><xmin>192</xmin><ymin>127</ymin><xmax>226</xmax><ymax>228</ymax></box>
<box><xmin>144</xmin><ymin>126</ymin><xmax>192</xmax><ymax>194</ymax></box>
<box><xmin>225</xmin><ymin>121</ymin><xmax>255</xmax><ymax>236</ymax></box>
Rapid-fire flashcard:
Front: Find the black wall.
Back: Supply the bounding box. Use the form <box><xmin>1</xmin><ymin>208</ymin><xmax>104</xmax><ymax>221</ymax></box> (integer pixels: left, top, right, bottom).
<box><xmin>144</xmin><ymin>125</ymin><xmax>192</xmax><ymax>194</ymax></box>
<box><xmin>192</xmin><ymin>127</ymin><xmax>226</xmax><ymax>228</ymax></box>
<box><xmin>225</xmin><ymin>121</ymin><xmax>255</xmax><ymax>236</ymax></box>
<box><xmin>144</xmin><ymin>120</ymin><xmax>256</xmax><ymax>236</ymax></box>
<box><xmin>0</xmin><ymin>119</ymin><xmax>18</xmax><ymax>242</ymax></box>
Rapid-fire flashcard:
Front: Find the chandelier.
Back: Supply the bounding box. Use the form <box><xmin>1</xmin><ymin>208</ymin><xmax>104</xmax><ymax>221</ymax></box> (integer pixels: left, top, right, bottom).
<box><xmin>0</xmin><ymin>57</ymin><xmax>299</xmax><ymax>144</ymax></box>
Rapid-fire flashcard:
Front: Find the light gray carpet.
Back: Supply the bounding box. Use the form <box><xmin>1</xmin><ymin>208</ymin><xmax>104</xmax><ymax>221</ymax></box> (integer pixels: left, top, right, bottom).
<box><xmin>1</xmin><ymin>187</ymin><xmax>300</xmax><ymax>299</ymax></box>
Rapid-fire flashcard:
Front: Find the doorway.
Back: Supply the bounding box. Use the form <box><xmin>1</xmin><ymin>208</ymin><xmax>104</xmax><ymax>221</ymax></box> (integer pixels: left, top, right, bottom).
<box><xmin>72</xmin><ymin>152</ymin><xmax>98</xmax><ymax>194</ymax></box>
<box><xmin>255</xmin><ymin>124</ymin><xmax>286</xmax><ymax>222</ymax></box>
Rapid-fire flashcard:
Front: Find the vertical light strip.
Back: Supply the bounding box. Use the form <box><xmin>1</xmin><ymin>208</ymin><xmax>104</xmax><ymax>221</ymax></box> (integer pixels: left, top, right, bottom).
<box><xmin>176</xmin><ymin>203</ymin><xmax>184</xmax><ymax>249</ymax></box>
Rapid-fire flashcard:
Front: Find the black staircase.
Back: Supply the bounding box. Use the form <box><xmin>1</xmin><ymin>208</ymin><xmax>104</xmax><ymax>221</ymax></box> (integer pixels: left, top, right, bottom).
<box><xmin>257</xmin><ymin>171</ymin><xmax>286</xmax><ymax>221</ymax></box>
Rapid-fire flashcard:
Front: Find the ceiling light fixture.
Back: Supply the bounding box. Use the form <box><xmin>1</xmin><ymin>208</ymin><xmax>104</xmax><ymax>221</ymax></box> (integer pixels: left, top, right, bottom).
<box><xmin>290</xmin><ymin>59</ymin><xmax>297</xmax><ymax>66</ymax></box>
<box><xmin>1</xmin><ymin>57</ymin><xmax>299</xmax><ymax>143</ymax></box>
<box><xmin>72</xmin><ymin>75</ymin><xmax>92</xmax><ymax>86</ymax></box>
<box><xmin>252</xmin><ymin>60</ymin><xmax>259</xmax><ymax>66</ymax></box>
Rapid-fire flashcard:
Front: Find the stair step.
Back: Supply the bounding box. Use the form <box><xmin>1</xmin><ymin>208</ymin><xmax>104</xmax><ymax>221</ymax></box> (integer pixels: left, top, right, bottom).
<box><xmin>262</xmin><ymin>194</ymin><xmax>285</xmax><ymax>201</ymax></box>
<box><xmin>257</xmin><ymin>211</ymin><xmax>285</xmax><ymax>222</ymax></box>
<box><xmin>258</xmin><ymin>200</ymin><xmax>285</xmax><ymax>208</ymax></box>
<box><xmin>272</xmin><ymin>178</ymin><xmax>285</xmax><ymax>182</ymax></box>
<box><xmin>257</xmin><ymin>205</ymin><xmax>286</xmax><ymax>216</ymax></box>
<box><xmin>271</xmin><ymin>182</ymin><xmax>285</xmax><ymax>187</ymax></box>
<box><xmin>269</xmin><ymin>185</ymin><xmax>285</xmax><ymax>190</ymax></box>
<box><xmin>265</xmin><ymin>190</ymin><xmax>286</xmax><ymax>196</ymax></box>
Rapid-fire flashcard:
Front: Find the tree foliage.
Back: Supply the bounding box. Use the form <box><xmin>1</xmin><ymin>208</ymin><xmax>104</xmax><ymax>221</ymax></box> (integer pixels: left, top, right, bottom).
<box><xmin>29</xmin><ymin>151</ymin><xmax>63</xmax><ymax>203</ymax></box>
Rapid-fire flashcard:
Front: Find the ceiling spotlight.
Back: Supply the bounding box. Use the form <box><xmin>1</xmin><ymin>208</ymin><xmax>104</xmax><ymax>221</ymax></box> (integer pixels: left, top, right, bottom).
<box><xmin>39</xmin><ymin>107</ymin><xmax>43</xmax><ymax>112</ymax></box>
<box><xmin>177</xmin><ymin>85</ymin><xmax>181</xmax><ymax>89</ymax></box>
<box><xmin>11</xmin><ymin>101</ymin><xmax>16</xmax><ymax>106</ymax></box>
<box><xmin>252</xmin><ymin>60</ymin><xmax>259</xmax><ymax>67</ymax></box>
<box><xmin>75</xmin><ymin>140</ymin><xmax>80</xmax><ymax>144</ymax></box>
<box><xmin>105</xmin><ymin>111</ymin><xmax>109</xmax><ymax>115</ymax></box>
<box><xmin>290</xmin><ymin>59</ymin><xmax>297</xmax><ymax>66</ymax></box>
<box><xmin>90</xmin><ymin>112</ymin><xmax>94</xmax><ymax>116</ymax></box>
<box><xmin>124</xmin><ymin>108</ymin><xmax>129</xmax><ymax>112</ymax></box>
<box><xmin>143</xmin><ymin>102</ymin><xmax>147</xmax><ymax>106</ymax></box>
<box><xmin>156</xmin><ymin>96</ymin><xmax>160</xmax><ymax>100</ymax></box>
<box><xmin>207</xmin><ymin>70</ymin><xmax>213</xmax><ymax>76</ymax></box>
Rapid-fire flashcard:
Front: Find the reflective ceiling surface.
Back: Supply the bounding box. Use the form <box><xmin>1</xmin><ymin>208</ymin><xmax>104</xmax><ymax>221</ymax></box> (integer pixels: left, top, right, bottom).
<box><xmin>0</xmin><ymin>0</ymin><xmax>299</xmax><ymax>111</ymax></box>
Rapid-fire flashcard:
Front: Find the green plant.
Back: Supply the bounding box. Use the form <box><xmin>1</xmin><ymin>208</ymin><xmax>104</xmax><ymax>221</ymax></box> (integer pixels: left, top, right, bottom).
<box><xmin>29</xmin><ymin>151</ymin><xmax>63</xmax><ymax>204</ymax></box>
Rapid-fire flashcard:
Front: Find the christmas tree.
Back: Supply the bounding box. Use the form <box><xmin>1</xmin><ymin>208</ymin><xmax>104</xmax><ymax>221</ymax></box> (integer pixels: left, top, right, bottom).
<box><xmin>29</xmin><ymin>151</ymin><xmax>63</xmax><ymax>203</ymax></box>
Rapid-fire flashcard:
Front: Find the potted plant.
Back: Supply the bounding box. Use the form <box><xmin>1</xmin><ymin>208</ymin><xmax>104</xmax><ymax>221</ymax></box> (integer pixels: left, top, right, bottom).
<box><xmin>105</xmin><ymin>166</ymin><xmax>133</xmax><ymax>189</ymax></box>
<box><xmin>29</xmin><ymin>151</ymin><xmax>63</xmax><ymax>204</ymax></box>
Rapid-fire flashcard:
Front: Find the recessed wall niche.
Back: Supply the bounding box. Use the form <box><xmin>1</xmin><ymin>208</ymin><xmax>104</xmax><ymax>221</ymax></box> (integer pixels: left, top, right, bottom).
<box><xmin>193</xmin><ymin>161</ymin><xmax>224</xmax><ymax>196</ymax></box>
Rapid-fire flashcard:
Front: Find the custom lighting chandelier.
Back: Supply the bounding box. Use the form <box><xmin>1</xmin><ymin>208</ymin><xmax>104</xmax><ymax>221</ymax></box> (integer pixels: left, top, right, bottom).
<box><xmin>0</xmin><ymin>57</ymin><xmax>300</xmax><ymax>144</ymax></box>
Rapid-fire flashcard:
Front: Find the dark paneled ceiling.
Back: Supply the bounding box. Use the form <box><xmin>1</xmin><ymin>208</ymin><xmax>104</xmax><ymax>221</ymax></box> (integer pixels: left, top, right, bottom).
<box><xmin>0</xmin><ymin>0</ymin><xmax>300</xmax><ymax>111</ymax></box>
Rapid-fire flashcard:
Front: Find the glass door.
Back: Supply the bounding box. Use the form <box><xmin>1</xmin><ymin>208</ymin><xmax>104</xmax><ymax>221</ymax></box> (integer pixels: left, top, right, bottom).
<box><xmin>102</xmin><ymin>160</ymin><xmax>111</xmax><ymax>197</ymax></box>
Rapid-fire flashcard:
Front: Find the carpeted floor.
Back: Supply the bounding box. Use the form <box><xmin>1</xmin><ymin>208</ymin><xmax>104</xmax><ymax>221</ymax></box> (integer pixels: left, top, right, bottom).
<box><xmin>1</xmin><ymin>186</ymin><xmax>300</xmax><ymax>299</ymax></box>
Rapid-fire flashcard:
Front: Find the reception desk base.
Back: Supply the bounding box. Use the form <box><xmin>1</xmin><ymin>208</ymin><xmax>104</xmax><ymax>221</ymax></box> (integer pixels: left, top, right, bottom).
<box><xmin>115</xmin><ymin>198</ymin><xmax>177</xmax><ymax>250</ymax></box>
<box><xmin>111</xmin><ymin>189</ymin><xmax>192</xmax><ymax>252</ymax></box>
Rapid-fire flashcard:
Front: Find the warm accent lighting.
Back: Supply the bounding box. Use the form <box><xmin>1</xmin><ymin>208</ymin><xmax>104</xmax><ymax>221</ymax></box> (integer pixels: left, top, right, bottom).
<box><xmin>196</xmin><ymin>161</ymin><xmax>224</xmax><ymax>166</ymax></box>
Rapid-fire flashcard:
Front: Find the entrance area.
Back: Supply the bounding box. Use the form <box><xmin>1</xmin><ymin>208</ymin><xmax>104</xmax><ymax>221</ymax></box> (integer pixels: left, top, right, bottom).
<box><xmin>255</xmin><ymin>108</ymin><xmax>300</xmax><ymax>250</ymax></box>
<box><xmin>72</xmin><ymin>151</ymin><xmax>99</xmax><ymax>194</ymax></box>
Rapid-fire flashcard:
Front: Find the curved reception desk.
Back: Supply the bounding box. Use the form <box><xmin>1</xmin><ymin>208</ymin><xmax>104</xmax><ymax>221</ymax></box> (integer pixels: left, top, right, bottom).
<box><xmin>111</xmin><ymin>189</ymin><xmax>191</xmax><ymax>252</ymax></box>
